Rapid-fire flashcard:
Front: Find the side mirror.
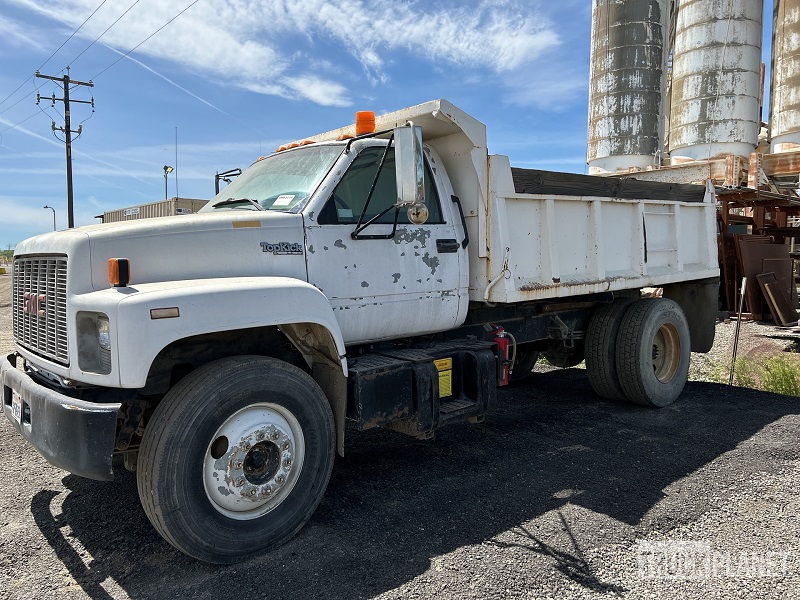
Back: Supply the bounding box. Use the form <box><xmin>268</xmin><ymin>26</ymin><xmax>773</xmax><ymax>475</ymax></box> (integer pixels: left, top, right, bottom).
<box><xmin>394</xmin><ymin>125</ymin><xmax>427</xmax><ymax>224</ymax></box>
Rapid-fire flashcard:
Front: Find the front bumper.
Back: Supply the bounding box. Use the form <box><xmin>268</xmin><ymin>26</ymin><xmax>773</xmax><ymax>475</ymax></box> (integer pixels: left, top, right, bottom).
<box><xmin>1</xmin><ymin>353</ymin><xmax>121</xmax><ymax>480</ymax></box>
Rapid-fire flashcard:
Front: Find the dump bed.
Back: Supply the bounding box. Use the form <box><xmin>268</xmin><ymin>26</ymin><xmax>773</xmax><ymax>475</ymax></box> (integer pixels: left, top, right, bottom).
<box><xmin>478</xmin><ymin>159</ymin><xmax>719</xmax><ymax>304</ymax></box>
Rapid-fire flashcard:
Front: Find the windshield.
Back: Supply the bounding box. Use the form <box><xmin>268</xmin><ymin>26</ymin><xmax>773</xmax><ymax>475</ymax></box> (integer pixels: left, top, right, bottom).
<box><xmin>201</xmin><ymin>145</ymin><xmax>343</xmax><ymax>212</ymax></box>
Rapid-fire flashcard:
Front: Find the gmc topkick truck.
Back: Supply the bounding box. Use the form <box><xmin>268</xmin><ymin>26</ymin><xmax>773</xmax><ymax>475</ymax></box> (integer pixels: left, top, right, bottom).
<box><xmin>2</xmin><ymin>100</ymin><xmax>719</xmax><ymax>563</ymax></box>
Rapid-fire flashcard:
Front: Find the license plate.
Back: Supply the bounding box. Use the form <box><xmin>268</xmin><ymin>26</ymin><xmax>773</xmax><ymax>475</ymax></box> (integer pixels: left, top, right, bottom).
<box><xmin>10</xmin><ymin>391</ymin><xmax>22</xmax><ymax>424</ymax></box>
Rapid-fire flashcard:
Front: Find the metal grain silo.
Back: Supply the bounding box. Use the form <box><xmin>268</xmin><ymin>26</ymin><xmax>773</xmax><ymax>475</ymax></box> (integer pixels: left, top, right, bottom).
<box><xmin>668</xmin><ymin>0</ymin><xmax>763</xmax><ymax>161</ymax></box>
<box><xmin>770</xmin><ymin>0</ymin><xmax>800</xmax><ymax>153</ymax></box>
<box><xmin>587</xmin><ymin>0</ymin><xmax>669</xmax><ymax>174</ymax></box>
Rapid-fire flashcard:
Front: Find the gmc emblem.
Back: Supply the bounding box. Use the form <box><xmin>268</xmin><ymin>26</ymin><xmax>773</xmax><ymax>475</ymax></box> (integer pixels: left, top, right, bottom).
<box><xmin>22</xmin><ymin>292</ymin><xmax>46</xmax><ymax>318</ymax></box>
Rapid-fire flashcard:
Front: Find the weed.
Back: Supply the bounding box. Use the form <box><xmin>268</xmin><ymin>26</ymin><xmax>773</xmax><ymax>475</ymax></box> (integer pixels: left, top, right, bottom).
<box><xmin>704</xmin><ymin>354</ymin><xmax>800</xmax><ymax>396</ymax></box>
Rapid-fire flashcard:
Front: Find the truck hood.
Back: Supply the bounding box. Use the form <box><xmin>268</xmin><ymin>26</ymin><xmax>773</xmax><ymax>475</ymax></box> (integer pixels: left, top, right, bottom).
<box><xmin>15</xmin><ymin>211</ymin><xmax>309</xmax><ymax>293</ymax></box>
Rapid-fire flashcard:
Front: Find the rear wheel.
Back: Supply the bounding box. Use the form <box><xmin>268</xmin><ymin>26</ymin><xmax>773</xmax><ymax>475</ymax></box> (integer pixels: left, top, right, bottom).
<box><xmin>137</xmin><ymin>356</ymin><xmax>335</xmax><ymax>563</ymax></box>
<box><xmin>615</xmin><ymin>299</ymin><xmax>690</xmax><ymax>407</ymax></box>
<box><xmin>585</xmin><ymin>300</ymin><xmax>634</xmax><ymax>400</ymax></box>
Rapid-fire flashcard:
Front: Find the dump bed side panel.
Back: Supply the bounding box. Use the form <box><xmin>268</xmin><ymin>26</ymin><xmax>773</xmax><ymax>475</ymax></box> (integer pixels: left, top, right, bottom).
<box><xmin>475</xmin><ymin>156</ymin><xmax>719</xmax><ymax>304</ymax></box>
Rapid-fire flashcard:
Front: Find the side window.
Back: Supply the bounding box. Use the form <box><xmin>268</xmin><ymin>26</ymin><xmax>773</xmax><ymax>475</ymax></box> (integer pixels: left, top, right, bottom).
<box><xmin>318</xmin><ymin>146</ymin><xmax>443</xmax><ymax>224</ymax></box>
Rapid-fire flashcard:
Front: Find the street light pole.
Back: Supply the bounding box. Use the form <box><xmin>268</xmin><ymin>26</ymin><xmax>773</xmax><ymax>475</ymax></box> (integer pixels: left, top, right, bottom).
<box><xmin>43</xmin><ymin>205</ymin><xmax>56</xmax><ymax>231</ymax></box>
<box><xmin>163</xmin><ymin>165</ymin><xmax>174</xmax><ymax>201</ymax></box>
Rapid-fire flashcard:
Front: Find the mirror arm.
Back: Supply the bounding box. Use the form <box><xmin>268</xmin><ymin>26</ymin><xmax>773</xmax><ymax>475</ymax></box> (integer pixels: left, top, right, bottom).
<box><xmin>353</xmin><ymin>134</ymin><xmax>394</xmax><ymax>233</ymax></box>
<box><xmin>344</xmin><ymin>127</ymin><xmax>396</xmax><ymax>154</ymax></box>
<box><xmin>351</xmin><ymin>206</ymin><xmax>400</xmax><ymax>240</ymax></box>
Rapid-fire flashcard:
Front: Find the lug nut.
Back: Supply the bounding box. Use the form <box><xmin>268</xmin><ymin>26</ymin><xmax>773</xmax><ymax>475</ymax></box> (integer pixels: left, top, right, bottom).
<box><xmin>235</xmin><ymin>478</ymin><xmax>245</xmax><ymax>487</ymax></box>
<box><xmin>276</xmin><ymin>475</ymin><xmax>285</xmax><ymax>484</ymax></box>
<box><xmin>272</xmin><ymin>432</ymin><xmax>280</xmax><ymax>440</ymax></box>
<box><xmin>283</xmin><ymin>459</ymin><xmax>292</xmax><ymax>467</ymax></box>
<box><xmin>282</xmin><ymin>442</ymin><xmax>290</xmax><ymax>450</ymax></box>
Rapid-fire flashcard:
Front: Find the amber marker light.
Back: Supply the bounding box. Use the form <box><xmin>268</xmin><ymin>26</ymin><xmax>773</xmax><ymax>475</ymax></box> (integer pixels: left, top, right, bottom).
<box><xmin>108</xmin><ymin>258</ymin><xmax>131</xmax><ymax>287</ymax></box>
<box><xmin>355</xmin><ymin>110</ymin><xmax>375</xmax><ymax>135</ymax></box>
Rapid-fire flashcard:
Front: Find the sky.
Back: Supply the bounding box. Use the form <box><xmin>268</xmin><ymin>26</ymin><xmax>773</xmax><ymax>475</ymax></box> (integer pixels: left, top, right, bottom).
<box><xmin>0</xmin><ymin>0</ymin><xmax>592</xmax><ymax>247</ymax></box>
<box><xmin>0</xmin><ymin>0</ymin><xmax>775</xmax><ymax>248</ymax></box>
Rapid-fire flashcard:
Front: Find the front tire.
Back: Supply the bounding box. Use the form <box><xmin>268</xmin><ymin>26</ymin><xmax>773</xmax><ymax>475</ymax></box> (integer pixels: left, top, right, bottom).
<box><xmin>615</xmin><ymin>299</ymin><xmax>690</xmax><ymax>407</ymax></box>
<box><xmin>137</xmin><ymin>356</ymin><xmax>335</xmax><ymax>563</ymax></box>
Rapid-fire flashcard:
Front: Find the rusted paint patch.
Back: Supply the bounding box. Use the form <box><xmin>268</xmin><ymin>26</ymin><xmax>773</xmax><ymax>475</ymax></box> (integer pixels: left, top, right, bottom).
<box><xmin>421</xmin><ymin>252</ymin><xmax>440</xmax><ymax>275</ymax></box>
<box><xmin>361</xmin><ymin>281</ymin><xmax>370</xmax><ymax>287</ymax></box>
<box><xmin>334</xmin><ymin>239</ymin><xmax>347</xmax><ymax>249</ymax></box>
<box><xmin>394</xmin><ymin>227</ymin><xmax>432</xmax><ymax>246</ymax></box>
<box><xmin>392</xmin><ymin>273</ymin><xmax>402</xmax><ymax>283</ymax></box>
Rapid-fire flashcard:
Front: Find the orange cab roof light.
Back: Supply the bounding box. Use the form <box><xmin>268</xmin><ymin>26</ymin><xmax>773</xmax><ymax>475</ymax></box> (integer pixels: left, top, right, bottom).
<box><xmin>355</xmin><ymin>110</ymin><xmax>375</xmax><ymax>136</ymax></box>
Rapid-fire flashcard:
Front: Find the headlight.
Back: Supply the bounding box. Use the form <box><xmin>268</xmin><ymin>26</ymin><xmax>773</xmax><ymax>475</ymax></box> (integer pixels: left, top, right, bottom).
<box><xmin>97</xmin><ymin>315</ymin><xmax>111</xmax><ymax>350</ymax></box>
<box><xmin>77</xmin><ymin>311</ymin><xmax>112</xmax><ymax>374</ymax></box>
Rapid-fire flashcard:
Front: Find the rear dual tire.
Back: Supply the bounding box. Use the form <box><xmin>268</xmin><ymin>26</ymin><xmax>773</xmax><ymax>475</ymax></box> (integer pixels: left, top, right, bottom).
<box><xmin>586</xmin><ymin>298</ymin><xmax>690</xmax><ymax>407</ymax></box>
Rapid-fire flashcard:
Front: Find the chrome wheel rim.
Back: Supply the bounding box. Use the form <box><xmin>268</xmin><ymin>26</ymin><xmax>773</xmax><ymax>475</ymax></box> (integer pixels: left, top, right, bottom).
<box><xmin>652</xmin><ymin>323</ymin><xmax>681</xmax><ymax>383</ymax></box>
<box><xmin>202</xmin><ymin>402</ymin><xmax>304</xmax><ymax>520</ymax></box>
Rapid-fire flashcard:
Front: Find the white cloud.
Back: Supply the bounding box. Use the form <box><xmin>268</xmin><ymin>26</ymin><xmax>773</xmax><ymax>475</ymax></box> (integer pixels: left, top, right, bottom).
<box><xmin>503</xmin><ymin>64</ymin><xmax>587</xmax><ymax>110</ymax></box>
<box><xmin>282</xmin><ymin>75</ymin><xmax>350</xmax><ymax>108</ymax></box>
<box><xmin>0</xmin><ymin>195</ymin><xmax>64</xmax><ymax>227</ymax></box>
<box><xmin>0</xmin><ymin>14</ymin><xmax>45</xmax><ymax>50</ymax></box>
<box><xmin>7</xmin><ymin>0</ymin><xmax>560</xmax><ymax>107</ymax></box>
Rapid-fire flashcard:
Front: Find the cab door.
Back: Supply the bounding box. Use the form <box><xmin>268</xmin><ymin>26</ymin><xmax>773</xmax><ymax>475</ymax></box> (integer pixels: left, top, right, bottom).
<box><xmin>305</xmin><ymin>144</ymin><xmax>464</xmax><ymax>344</ymax></box>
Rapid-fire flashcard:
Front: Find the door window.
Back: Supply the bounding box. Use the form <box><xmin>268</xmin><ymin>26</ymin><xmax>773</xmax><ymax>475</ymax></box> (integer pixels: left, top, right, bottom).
<box><xmin>318</xmin><ymin>146</ymin><xmax>443</xmax><ymax>225</ymax></box>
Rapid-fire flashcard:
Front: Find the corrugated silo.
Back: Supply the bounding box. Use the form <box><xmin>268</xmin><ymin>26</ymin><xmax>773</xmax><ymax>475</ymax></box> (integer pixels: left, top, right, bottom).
<box><xmin>587</xmin><ymin>0</ymin><xmax>669</xmax><ymax>174</ymax></box>
<box><xmin>770</xmin><ymin>0</ymin><xmax>800</xmax><ymax>153</ymax></box>
<box><xmin>668</xmin><ymin>0</ymin><xmax>763</xmax><ymax>161</ymax></box>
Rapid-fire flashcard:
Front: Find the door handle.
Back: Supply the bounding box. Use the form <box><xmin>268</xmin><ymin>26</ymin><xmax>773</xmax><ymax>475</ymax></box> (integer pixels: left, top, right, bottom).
<box><xmin>436</xmin><ymin>238</ymin><xmax>460</xmax><ymax>253</ymax></box>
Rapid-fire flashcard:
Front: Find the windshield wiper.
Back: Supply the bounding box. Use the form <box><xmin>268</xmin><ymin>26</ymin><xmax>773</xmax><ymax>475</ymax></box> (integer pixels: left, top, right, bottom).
<box><xmin>212</xmin><ymin>197</ymin><xmax>264</xmax><ymax>211</ymax></box>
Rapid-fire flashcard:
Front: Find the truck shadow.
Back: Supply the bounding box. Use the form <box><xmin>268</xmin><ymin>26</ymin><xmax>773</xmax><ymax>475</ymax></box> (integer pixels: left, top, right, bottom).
<box><xmin>30</xmin><ymin>369</ymin><xmax>800</xmax><ymax>599</ymax></box>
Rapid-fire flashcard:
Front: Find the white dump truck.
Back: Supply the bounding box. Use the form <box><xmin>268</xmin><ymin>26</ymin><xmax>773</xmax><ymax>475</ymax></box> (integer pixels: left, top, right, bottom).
<box><xmin>2</xmin><ymin>100</ymin><xmax>719</xmax><ymax>563</ymax></box>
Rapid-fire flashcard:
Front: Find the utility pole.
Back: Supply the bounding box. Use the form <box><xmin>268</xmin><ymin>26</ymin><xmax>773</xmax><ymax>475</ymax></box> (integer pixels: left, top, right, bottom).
<box><xmin>35</xmin><ymin>68</ymin><xmax>94</xmax><ymax>228</ymax></box>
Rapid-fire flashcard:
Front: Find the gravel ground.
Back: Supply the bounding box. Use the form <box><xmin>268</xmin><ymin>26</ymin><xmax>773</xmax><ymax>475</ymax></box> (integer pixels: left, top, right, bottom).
<box><xmin>1</xmin><ymin>272</ymin><xmax>799</xmax><ymax>599</ymax></box>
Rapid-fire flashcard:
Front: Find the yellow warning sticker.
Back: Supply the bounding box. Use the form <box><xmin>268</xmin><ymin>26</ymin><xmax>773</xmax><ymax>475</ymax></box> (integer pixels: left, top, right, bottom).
<box><xmin>438</xmin><ymin>369</ymin><xmax>453</xmax><ymax>398</ymax></box>
<box><xmin>434</xmin><ymin>357</ymin><xmax>452</xmax><ymax>372</ymax></box>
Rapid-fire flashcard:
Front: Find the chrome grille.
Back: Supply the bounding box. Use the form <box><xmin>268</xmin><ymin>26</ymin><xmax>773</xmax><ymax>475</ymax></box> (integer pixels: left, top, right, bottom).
<box><xmin>12</xmin><ymin>256</ymin><xmax>69</xmax><ymax>364</ymax></box>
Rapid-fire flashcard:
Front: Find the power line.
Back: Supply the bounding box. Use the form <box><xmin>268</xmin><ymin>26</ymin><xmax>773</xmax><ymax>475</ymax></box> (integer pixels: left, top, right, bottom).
<box><xmin>33</xmin><ymin>78</ymin><xmax>63</xmax><ymax>124</ymax></box>
<box><xmin>41</xmin><ymin>0</ymin><xmax>109</xmax><ymax>71</ymax></box>
<box><xmin>0</xmin><ymin>0</ymin><xmax>108</xmax><ymax>110</ymax></box>
<box><xmin>68</xmin><ymin>0</ymin><xmax>142</xmax><ymax>68</ymax></box>
<box><xmin>0</xmin><ymin>86</ymin><xmax>34</xmax><ymax>117</ymax></box>
<box><xmin>92</xmin><ymin>0</ymin><xmax>201</xmax><ymax>80</ymax></box>
<box><xmin>0</xmin><ymin>77</ymin><xmax>33</xmax><ymax>113</ymax></box>
<box><xmin>0</xmin><ymin>110</ymin><xmax>42</xmax><ymax>134</ymax></box>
